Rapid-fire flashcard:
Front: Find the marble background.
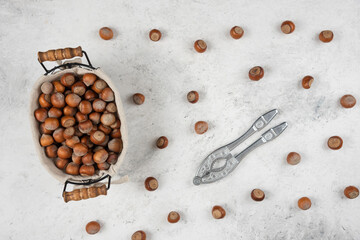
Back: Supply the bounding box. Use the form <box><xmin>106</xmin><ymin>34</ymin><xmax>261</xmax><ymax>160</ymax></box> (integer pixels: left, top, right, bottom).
<box><xmin>1</xmin><ymin>0</ymin><xmax>360</xmax><ymax>239</ymax></box>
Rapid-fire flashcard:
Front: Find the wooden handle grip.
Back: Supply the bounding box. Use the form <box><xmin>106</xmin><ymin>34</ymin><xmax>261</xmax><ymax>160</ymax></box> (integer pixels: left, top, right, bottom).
<box><xmin>63</xmin><ymin>184</ymin><xmax>107</xmax><ymax>203</ymax></box>
<box><xmin>38</xmin><ymin>46</ymin><xmax>83</xmax><ymax>63</ymax></box>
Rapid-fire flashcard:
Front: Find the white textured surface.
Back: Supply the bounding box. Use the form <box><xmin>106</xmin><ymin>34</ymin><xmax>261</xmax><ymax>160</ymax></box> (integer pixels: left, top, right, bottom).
<box><xmin>1</xmin><ymin>0</ymin><xmax>360</xmax><ymax>239</ymax></box>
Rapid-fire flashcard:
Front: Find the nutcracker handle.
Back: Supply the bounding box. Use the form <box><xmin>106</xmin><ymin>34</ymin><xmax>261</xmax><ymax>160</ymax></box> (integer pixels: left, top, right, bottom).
<box><xmin>63</xmin><ymin>184</ymin><xmax>107</xmax><ymax>203</ymax></box>
<box><xmin>38</xmin><ymin>46</ymin><xmax>83</xmax><ymax>63</ymax></box>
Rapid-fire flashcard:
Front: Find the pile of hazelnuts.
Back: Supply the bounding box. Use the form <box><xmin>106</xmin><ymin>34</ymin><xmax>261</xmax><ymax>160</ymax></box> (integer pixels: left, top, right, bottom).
<box><xmin>34</xmin><ymin>72</ymin><xmax>123</xmax><ymax>176</ymax></box>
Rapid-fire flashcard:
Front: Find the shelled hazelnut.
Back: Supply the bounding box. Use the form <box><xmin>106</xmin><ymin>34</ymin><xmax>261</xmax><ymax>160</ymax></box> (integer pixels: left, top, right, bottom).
<box><xmin>99</xmin><ymin>27</ymin><xmax>113</xmax><ymax>40</ymax></box>
<box><xmin>251</xmin><ymin>189</ymin><xmax>265</xmax><ymax>201</ymax></box>
<box><xmin>212</xmin><ymin>206</ymin><xmax>226</xmax><ymax>219</ymax></box>
<box><xmin>167</xmin><ymin>211</ymin><xmax>180</xmax><ymax>223</ymax></box>
<box><xmin>145</xmin><ymin>177</ymin><xmax>158</xmax><ymax>191</ymax></box>
<box><xmin>133</xmin><ymin>93</ymin><xmax>145</xmax><ymax>105</ymax></box>
<box><xmin>298</xmin><ymin>197</ymin><xmax>311</xmax><ymax>210</ymax></box>
<box><xmin>249</xmin><ymin>66</ymin><xmax>264</xmax><ymax>81</ymax></box>
<box><xmin>156</xmin><ymin>136</ymin><xmax>168</xmax><ymax>149</ymax></box>
<box><xmin>195</xmin><ymin>121</ymin><xmax>208</xmax><ymax>134</ymax></box>
<box><xmin>132</xmin><ymin>231</ymin><xmax>146</xmax><ymax>240</ymax></box>
<box><xmin>194</xmin><ymin>40</ymin><xmax>207</xmax><ymax>53</ymax></box>
<box><xmin>230</xmin><ymin>26</ymin><xmax>244</xmax><ymax>39</ymax></box>
<box><xmin>344</xmin><ymin>186</ymin><xmax>359</xmax><ymax>199</ymax></box>
<box><xmin>149</xmin><ymin>29</ymin><xmax>162</xmax><ymax>41</ymax></box>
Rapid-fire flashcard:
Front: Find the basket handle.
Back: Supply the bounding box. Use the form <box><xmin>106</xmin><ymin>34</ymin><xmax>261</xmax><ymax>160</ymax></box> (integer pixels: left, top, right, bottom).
<box><xmin>38</xmin><ymin>46</ymin><xmax>83</xmax><ymax>63</ymax></box>
<box><xmin>63</xmin><ymin>184</ymin><xmax>107</xmax><ymax>203</ymax></box>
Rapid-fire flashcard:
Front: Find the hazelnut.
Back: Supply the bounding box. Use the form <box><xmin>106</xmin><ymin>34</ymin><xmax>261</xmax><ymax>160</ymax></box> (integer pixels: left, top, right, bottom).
<box><xmin>53</xmin><ymin>128</ymin><xmax>65</xmax><ymax>143</ymax></box>
<box><xmin>144</xmin><ymin>177</ymin><xmax>158</xmax><ymax>191</ymax></box>
<box><xmin>60</xmin><ymin>73</ymin><xmax>75</xmax><ymax>87</ymax></box>
<box><xmin>85</xmin><ymin>221</ymin><xmax>100</xmax><ymax>235</ymax></box>
<box><xmin>98</xmin><ymin>123</ymin><xmax>112</xmax><ymax>135</ymax></box>
<box><xmin>48</xmin><ymin>107</ymin><xmax>62</xmax><ymax>118</ymax></box>
<box><xmin>41</xmin><ymin>82</ymin><xmax>54</xmax><ymax>94</ymax></box>
<box><xmin>64</xmin><ymin>90</ymin><xmax>72</xmax><ymax>96</ymax></box>
<box><xmin>99</xmin><ymin>27</ymin><xmax>113</xmax><ymax>40</ymax></box>
<box><xmin>79</xmin><ymin>120</ymin><xmax>93</xmax><ymax>134</ymax></box>
<box><xmin>230</xmin><ymin>26</ymin><xmax>244</xmax><ymax>39</ymax></box>
<box><xmin>298</xmin><ymin>197</ymin><xmax>311</xmax><ymax>210</ymax></box>
<box><xmin>57</xmin><ymin>146</ymin><xmax>72</xmax><ymax>159</ymax></box>
<box><xmin>72</xmin><ymin>153</ymin><xmax>82</xmax><ymax>165</ymax></box>
<box><xmin>287</xmin><ymin>152</ymin><xmax>301</xmax><ymax>165</ymax></box>
<box><xmin>93</xmin><ymin>146</ymin><xmax>104</xmax><ymax>152</ymax></box>
<box><xmin>52</xmin><ymin>80</ymin><xmax>65</xmax><ymax>93</ymax></box>
<box><xmin>63</xmin><ymin>127</ymin><xmax>75</xmax><ymax>139</ymax></box>
<box><xmin>133</xmin><ymin>93</ymin><xmax>145</xmax><ymax>105</ymax></box>
<box><xmin>167</xmin><ymin>211</ymin><xmax>180</xmax><ymax>223</ymax></box>
<box><xmin>65</xmin><ymin>162</ymin><xmax>80</xmax><ymax>175</ymax></box>
<box><xmin>83</xmin><ymin>73</ymin><xmax>97</xmax><ymax>87</ymax></box>
<box><xmin>73</xmin><ymin>143</ymin><xmax>88</xmax><ymax>156</ymax></box>
<box><xmin>97</xmin><ymin>162</ymin><xmax>110</xmax><ymax>170</ymax></box>
<box><xmin>340</xmin><ymin>95</ymin><xmax>356</xmax><ymax>108</ymax></box>
<box><xmin>50</xmin><ymin>92</ymin><xmax>65</xmax><ymax>108</ymax></box>
<box><xmin>39</xmin><ymin>93</ymin><xmax>52</xmax><ymax>108</ymax></box>
<box><xmin>90</xmin><ymin>130</ymin><xmax>106</xmax><ymax>145</ymax></box>
<box><xmin>63</xmin><ymin>106</ymin><xmax>77</xmax><ymax>116</ymax></box>
<box><xmin>92</xmin><ymin>79</ymin><xmax>108</xmax><ymax>94</ymax></box>
<box><xmin>55</xmin><ymin>158</ymin><xmax>69</xmax><ymax>170</ymax></box>
<box><xmin>75</xmin><ymin>112</ymin><xmax>88</xmax><ymax>123</ymax></box>
<box><xmin>251</xmin><ymin>189</ymin><xmax>265</xmax><ymax>201</ymax></box>
<box><xmin>212</xmin><ymin>206</ymin><xmax>226</xmax><ymax>219</ymax></box>
<box><xmin>106</xmin><ymin>152</ymin><xmax>118</xmax><ymax>165</ymax></box>
<box><xmin>108</xmin><ymin>138</ymin><xmax>123</xmax><ymax>153</ymax></box>
<box><xmin>100</xmin><ymin>87</ymin><xmax>114</xmax><ymax>102</ymax></box>
<box><xmin>79</xmin><ymin>100</ymin><xmax>92</xmax><ymax>114</ymax></box>
<box><xmin>40</xmin><ymin>123</ymin><xmax>52</xmax><ymax>134</ymax></box>
<box><xmin>65</xmin><ymin>136</ymin><xmax>80</xmax><ymax>148</ymax></box>
<box><xmin>71</xmin><ymin>81</ymin><xmax>86</xmax><ymax>96</ymax></box>
<box><xmin>45</xmin><ymin>145</ymin><xmax>58</xmax><ymax>158</ymax></box>
<box><xmin>93</xmin><ymin>99</ymin><xmax>106</xmax><ymax>112</ymax></box>
<box><xmin>40</xmin><ymin>134</ymin><xmax>54</xmax><ymax>147</ymax></box>
<box><xmin>82</xmin><ymin>152</ymin><xmax>95</xmax><ymax>166</ymax></box>
<box><xmin>81</xmin><ymin>136</ymin><xmax>94</xmax><ymax>148</ymax></box>
<box><xmin>302</xmin><ymin>76</ymin><xmax>314</xmax><ymax>89</ymax></box>
<box><xmin>44</xmin><ymin>118</ymin><xmax>59</xmax><ymax>131</ymax></box>
<box><xmin>65</xmin><ymin>93</ymin><xmax>81</xmax><ymax>107</ymax></box>
<box><xmin>319</xmin><ymin>30</ymin><xmax>333</xmax><ymax>43</ymax></box>
<box><xmin>131</xmin><ymin>231</ymin><xmax>146</xmax><ymax>240</ymax></box>
<box><xmin>344</xmin><ymin>186</ymin><xmax>359</xmax><ymax>199</ymax></box>
<box><xmin>149</xmin><ymin>29</ymin><xmax>161</xmax><ymax>41</ymax></box>
<box><xmin>100</xmin><ymin>113</ymin><xmax>116</xmax><ymax>126</ymax></box>
<box><xmin>74</xmin><ymin>126</ymin><xmax>84</xmax><ymax>137</ymax></box>
<box><xmin>106</xmin><ymin>102</ymin><xmax>117</xmax><ymax>113</ymax></box>
<box><xmin>99</xmin><ymin>135</ymin><xmax>109</xmax><ymax>147</ymax></box>
<box><xmin>156</xmin><ymin>136</ymin><xmax>168</xmax><ymax>149</ymax></box>
<box><xmin>34</xmin><ymin>108</ymin><xmax>48</xmax><ymax>122</ymax></box>
<box><xmin>89</xmin><ymin>112</ymin><xmax>101</xmax><ymax>124</ymax></box>
<box><xmin>80</xmin><ymin>165</ymin><xmax>95</xmax><ymax>176</ymax></box>
<box><xmin>195</xmin><ymin>121</ymin><xmax>208</xmax><ymax>134</ymax></box>
<box><xmin>281</xmin><ymin>21</ymin><xmax>295</xmax><ymax>34</ymax></box>
<box><xmin>111</xmin><ymin>128</ymin><xmax>121</xmax><ymax>138</ymax></box>
<box><xmin>194</xmin><ymin>40</ymin><xmax>207</xmax><ymax>53</ymax></box>
<box><xmin>249</xmin><ymin>66</ymin><xmax>264</xmax><ymax>81</ymax></box>
<box><xmin>84</xmin><ymin>89</ymin><xmax>98</xmax><ymax>101</ymax></box>
<box><xmin>61</xmin><ymin>116</ymin><xmax>76</xmax><ymax>128</ymax></box>
<box><xmin>93</xmin><ymin>149</ymin><xmax>109</xmax><ymax>164</ymax></box>
<box><xmin>327</xmin><ymin>136</ymin><xmax>343</xmax><ymax>150</ymax></box>
<box><xmin>187</xmin><ymin>91</ymin><xmax>199</xmax><ymax>103</ymax></box>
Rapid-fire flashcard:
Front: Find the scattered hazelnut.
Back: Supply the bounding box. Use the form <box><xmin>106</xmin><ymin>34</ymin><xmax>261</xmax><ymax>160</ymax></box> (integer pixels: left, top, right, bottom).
<box><xmin>327</xmin><ymin>136</ymin><xmax>343</xmax><ymax>150</ymax></box>
<box><xmin>97</xmin><ymin>162</ymin><xmax>110</xmax><ymax>170</ymax></box>
<box><xmin>194</xmin><ymin>40</ymin><xmax>207</xmax><ymax>53</ymax></box>
<box><xmin>83</xmin><ymin>73</ymin><xmax>97</xmax><ymax>87</ymax></box>
<box><xmin>251</xmin><ymin>189</ymin><xmax>265</xmax><ymax>201</ymax></box>
<box><xmin>44</xmin><ymin>118</ymin><xmax>59</xmax><ymax>131</ymax></box>
<box><xmin>167</xmin><ymin>211</ymin><xmax>180</xmax><ymax>223</ymax></box>
<box><xmin>340</xmin><ymin>95</ymin><xmax>356</xmax><ymax>108</ymax></box>
<box><xmin>41</xmin><ymin>82</ymin><xmax>54</xmax><ymax>94</ymax></box>
<box><xmin>319</xmin><ymin>30</ymin><xmax>333</xmax><ymax>43</ymax></box>
<box><xmin>34</xmin><ymin>108</ymin><xmax>48</xmax><ymax>122</ymax></box>
<box><xmin>40</xmin><ymin>134</ymin><xmax>54</xmax><ymax>147</ymax></box>
<box><xmin>99</xmin><ymin>27</ymin><xmax>113</xmax><ymax>40</ymax></box>
<box><xmin>80</xmin><ymin>165</ymin><xmax>95</xmax><ymax>176</ymax></box>
<box><xmin>230</xmin><ymin>26</ymin><xmax>244</xmax><ymax>39</ymax></box>
<box><xmin>195</xmin><ymin>121</ymin><xmax>208</xmax><ymax>134</ymax></box>
<box><xmin>93</xmin><ymin>99</ymin><xmax>106</xmax><ymax>112</ymax></box>
<box><xmin>302</xmin><ymin>76</ymin><xmax>314</xmax><ymax>89</ymax></box>
<box><xmin>108</xmin><ymin>138</ymin><xmax>123</xmax><ymax>153</ymax></box>
<box><xmin>249</xmin><ymin>66</ymin><xmax>264</xmax><ymax>81</ymax></box>
<box><xmin>149</xmin><ymin>29</ymin><xmax>162</xmax><ymax>41</ymax></box>
<box><xmin>61</xmin><ymin>116</ymin><xmax>76</xmax><ymax>128</ymax></box>
<box><xmin>187</xmin><ymin>91</ymin><xmax>199</xmax><ymax>104</ymax></box>
<box><xmin>90</xmin><ymin>130</ymin><xmax>106</xmax><ymax>145</ymax></box>
<box><xmin>133</xmin><ymin>93</ymin><xmax>145</xmax><ymax>105</ymax></box>
<box><xmin>100</xmin><ymin>87</ymin><xmax>114</xmax><ymax>102</ymax></box>
<box><xmin>39</xmin><ymin>93</ymin><xmax>51</xmax><ymax>108</ymax></box>
<box><xmin>344</xmin><ymin>186</ymin><xmax>359</xmax><ymax>199</ymax></box>
<box><xmin>287</xmin><ymin>152</ymin><xmax>301</xmax><ymax>165</ymax></box>
<box><xmin>65</xmin><ymin>162</ymin><xmax>80</xmax><ymax>175</ymax></box>
<box><xmin>55</xmin><ymin>158</ymin><xmax>69</xmax><ymax>170</ymax></box>
<box><xmin>212</xmin><ymin>206</ymin><xmax>226</xmax><ymax>219</ymax></box>
<box><xmin>92</xmin><ymin>79</ymin><xmax>108</xmax><ymax>94</ymax></box>
<box><xmin>53</xmin><ymin>128</ymin><xmax>65</xmax><ymax>143</ymax></box>
<box><xmin>57</xmin><ymin>146</ymin><xmax>72</xmax><ymax>159</ymax></box>
<box><xmin>45</xmin><ymin>145</ymin><xmax>58</xmax><ymax>158</ymax></box>
<box><xmin>298</xmin><ymin>197</ymin><xmax>311</xmax><ymax>210</ymax></box>
<box><xmin>60</xmin><ymin>73</ymin><xmax>75</xmax><ymax>87</ymax></box>
<box><xmin>156</xmin><ymin>136</ymin><xmax>168</xmax><ymax>149</ymax></box>
<box><xmin>145</xmin><ymin>177</ymin><xmax>158</xmax><ymax>191</ymax></box>
<box><xmin>132</xmin><ymin>231</ymin><xmax>146</xmax><ymax>240</ymax></box>
<box><xmin>48</xmin><ymin>107</ymin><xmax>62</xmax><ymax>118</ymax></box>
<box><xmin>281</xmin><ymin>21</ymin><xmax>295</xmax><ymax>34</ymax></box>
<box><xmin>93</xmin><ymin>149</ymin><xmax>109</xmax><ymax>164</ymax></box>
<box><xmin>65</xmin><ymin>93</ymin><xmax>81</xmax><ymax>107</ymax></box>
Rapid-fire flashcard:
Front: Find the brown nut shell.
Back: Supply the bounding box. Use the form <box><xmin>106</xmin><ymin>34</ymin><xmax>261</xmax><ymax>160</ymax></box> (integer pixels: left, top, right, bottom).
<box><xmin>93</xmin><ymin>149</ymin><xmax>109</xmax><ymax>164</ymax></box>
<box><xmin>195</xmin><ymin>121</ymin><xmax>208</xmax><ymax>134</ymax></box>
<box><xmin>327</xmin><ymin>136</ymin><xmax>343</xmax><ymax>150</ymax></box>
<box><xmin>53</xmin><ymin>128</ymin><xmax>65</xmax><ymax>143</ymax></box>
<box><xmin>44</xmin><ymin>118</ymin><xmax>59</xmax><ymax>131</ymax></box>
<box><xmin>78</xmin><ymin>120</ymin><xmax>93</xmax><ymax>134</ymax></box>
<box><xmin>187</xmin><ymin>91</ymin><xmax>199</xmax><ymax>103</ymax></box>
<box><xmin>93</xmin><ymin>99</ymin><xmax>106</xmax><ymax>112</ymax></box>
<box><xmin>281</xmin><ymin>21</ymin><xmax>295</xmax><ymax>34</ymax></box>
<box><xmin>39</xmin><ymin>93</ymin><xmax>52</xmax><ymax>108</ymax></box>
<box><xmin>230</xmin><ymin>26</ymin><xmax>244</xmax><ymax>39</ymax></box>
<box><xmin>65</xmin><ymin>93</ymin><xmax>81</xmax><ymax>107</ymax></box>
<box><xmin>73</xmin><ymin>143</ymin><xmax>88</xmax><ymax>157</ymax></box>
<box><xmin>57</xmin><ymin>146</ymin><xmax>72</xmax><ymax>159</ymax></box>
<box><xmin>340</xmin><ymin>95</ymin><xmax>356</xmax><ymax>108</ymax></box>
<box><xmin>55</xmin><ymin>158</ymin><xmax>69</xmax><ymax>170</ymax></box>
<box><xmin>40</xmin><ymin>134</ymin><xmax>54</xmax><ymax>147</ymax></box>
<box><xmin>82</xmin><ymin>152</ymin><xmax>95</xmax><ymax>166</ymax></box>
<box><xmin>149</xmin><ymin>29</ymin><xmax>161</xmax><ymax>41</ymax></box>
<box><xmin>108</xmin><ymin>138</ymin><xmax>123</xmax><ymax>153</ymax></box>
<box><xmin>80</xmin><ymin>165</ymin><xmax>95</xmax><ymax>177</ymax></box>
<box><xmin>156</xmin><ymin>136</ymin><xmax>168</xmax><ymax>149</ymax></box>
<box><xmin>212</xmin><ymin>206</ymin><xmax>226</xmax><ymax>219</ymax></box>
<box><xmin>249</xmin><ymin>66</ymin><xmax>264</xmax><ymax>81</ymax></box>
<box><xmin>106</xmin><ymin>102</ymin><xmax>117</xmax><ymax>113</ymax></box>
<box><xmin>72</xmin><ymin>153</ymin><xmax>82</xmax><ymax>165</ymax></box>
<box><xmin>100</xmin><ymin>113</ymin><xmax>116</xmax><ymax>126</ymax></box>
<box><xmin>61</xmin><ymin>116</ymin><xmax>76</xmax><ymax>128</ymax></box>
<box><xmin>45</xmin><ymin>145</ymin><xmax>58</xmax><ymax>158</ymax></box>
<box><xmin>34</xmin><ymin>108</ymin><xmax>48</xmax><ymax>122</ymax></box>
<box><xmin>344</xmin><ymin>186</ymin><xmax>359</xmax><ymax>199</ymax></box>
<box><xmin>65</xmin><ymin>136</ymin><xmax>80</xmax><ymax>148</ymax></box>
<box><xmin>133</xmin><ymin>93</ymin><xmax>145</xmax><ymax>105</ymax></box>
<box><xmin>92</xmin><ymin>79</ymin><xmax>107</xmax><ymax>94</ymax></box>
<box><xmin>287</xmin><ymin>152</ymin><xmax>301</xmax><ymax>165</ymax></box>
<box><xmin>63</xmin><ymin>127</ymin><xmax>75</xmax><ymax>139</ymax></box>
<box><xmin>53</xmin><ymin>80</ymin><xmax>65</xmax><ymax>93</ymax></box>
<box><xmin>90</xmin><ymin>130</ymin><xmax>106</xmax><ymax>145</ymax></box>
<box><xmin>194</xmin><ymin>40</ymin><xmax>207</xmax><ymax>53</ymax></box>
<box><xmin>145</xmin><ymin>177</ymin><xmax>158</xmax><ymax>191</ymax></box>
<box><xmin>83</xmin><ymin>73</ymin><xmax>97</xmax><ymax>87</ymax></box>
<box><xmin>98</xmin><ymin>123</ymin><xmax>112</xmax><ymax>135</ymax></box>
<box><xmin>251</xmin><ymin>189</ymin><xmax>265</xmax><ymax>201</ymax></box>
<box><xmin>79</xmin><ymin>100</ymin><xmax>92</xmax><ymax>115</ymax></box>
<box><xmin>60</xmin><ymin>73</ymin><xmax>75</xmax><ymax>87</ymax></box>
<box><xmin>99</xmin><ymin>27</ymin><xmax>113</xmax><ymax>40</ymax></box>
<box><xmin>298</xmin><ymin>197</ymin><xmax>312</xmax><ymax>210</ymax></box>
<box><xmin>65</xmin><ymin>162</ymin><xmax>80</xmax><ymax>175</ymax></box>
<box><xmin>319</xmin><ymin>30</ymin><xmax>333</xmax><ymax>43</ymax></box>
<box><xmin>167</xmin><ymin>211</ymin><xmax>180</xmax><ymax>223</ymax></box>
<box><xmin>41</xmin><ymin>82</ymin><xmax>54</xmax><ymax>94</ymax></box>
<box><xmin>302</xmin><ymin>76</ymin><xmax>314</xmax><ymax>89</ymax></box>
<box><xmin>71</xmin><ymin>81</ymin><xmax>86</xmax><ymax>96</ymax></box>
<box><xmin>100</xmin><ymin>87</ymin><xmax>114</xmax><ymax>102</ymax></box>
<box><xmin>63</xmin><ymin>106</ymin><xmax>77</xmax><ymax>116</ymax></box>
<box><xmin>50</xmin><ymin>92</ymin><xmax>65</xmax><ymax>108</ymax></box>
